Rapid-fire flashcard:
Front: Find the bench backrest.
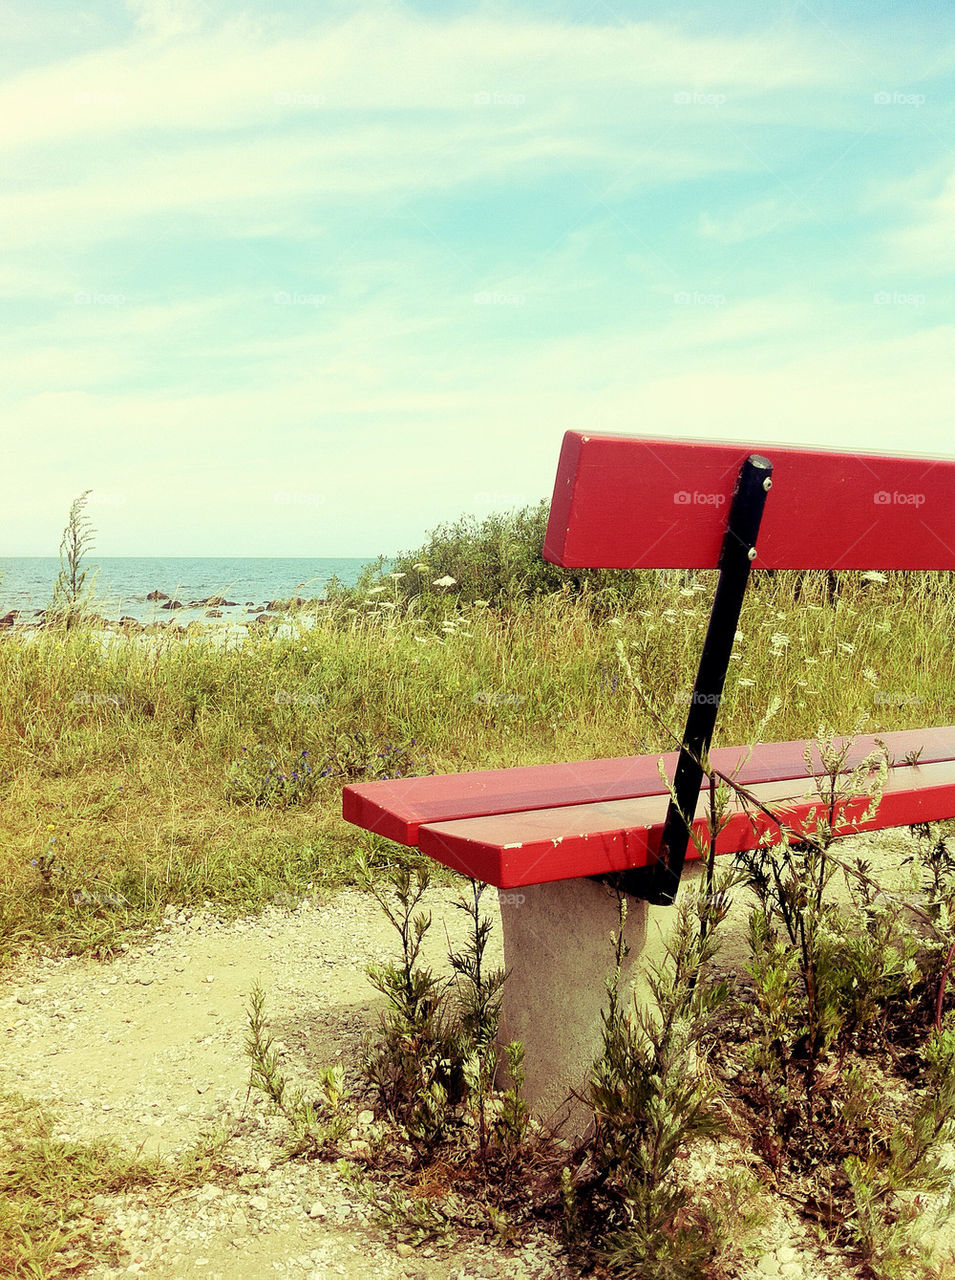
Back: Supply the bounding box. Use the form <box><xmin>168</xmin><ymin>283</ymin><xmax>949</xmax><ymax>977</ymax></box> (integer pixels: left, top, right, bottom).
<box><xmin>544</xmin><ymin>431</ymin><xmax>955</xmax><ymax>570</ymax></box>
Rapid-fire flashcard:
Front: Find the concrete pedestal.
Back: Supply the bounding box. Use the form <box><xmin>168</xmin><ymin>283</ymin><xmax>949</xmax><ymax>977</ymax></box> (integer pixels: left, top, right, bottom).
<box><xmin>496</xmin><ymin>865</ymin><xmax>705</xmax><ymax>1139</ymax></box>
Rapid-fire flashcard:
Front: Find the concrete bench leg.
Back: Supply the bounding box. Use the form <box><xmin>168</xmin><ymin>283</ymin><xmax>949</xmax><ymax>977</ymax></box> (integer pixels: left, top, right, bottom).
<box><xmin>497</xmin><ymin>867</ymin><xmax>702</xmax><ymax>1140</ymax></box>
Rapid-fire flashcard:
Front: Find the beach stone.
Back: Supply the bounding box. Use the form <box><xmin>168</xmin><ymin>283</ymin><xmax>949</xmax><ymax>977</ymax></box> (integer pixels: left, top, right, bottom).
<box><xmin>0</xmin><ymin>610</ymin><xmax>19</xmax><ymax>629</ymax></box>
<box><xmin>146</xmin><ymin>590</ymin><xmax>168</xmax><ymax>601</ymax></box>
<box><xmin>205</xmin><ymin>610</ymin><xmax>223</xmax><ymax>618</ymax></box>
<box><xmin>160</xmin><ymin>600</ymin><xmax>182</xmax><ymax>610</ymax></box>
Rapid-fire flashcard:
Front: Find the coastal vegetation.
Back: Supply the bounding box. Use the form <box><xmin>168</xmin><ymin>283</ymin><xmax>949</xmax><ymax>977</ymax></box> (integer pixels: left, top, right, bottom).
<box><xmin>0</xmin><ymin>502</ymin><xmax>953</xmax><ymax>963</ymax></box>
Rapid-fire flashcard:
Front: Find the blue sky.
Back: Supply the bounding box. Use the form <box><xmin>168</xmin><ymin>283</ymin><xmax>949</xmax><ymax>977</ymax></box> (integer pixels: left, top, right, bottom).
<box><xmin>2</xmin><ymin>0</ymin><xmax>952</xmax><ymax>555</ymax></box>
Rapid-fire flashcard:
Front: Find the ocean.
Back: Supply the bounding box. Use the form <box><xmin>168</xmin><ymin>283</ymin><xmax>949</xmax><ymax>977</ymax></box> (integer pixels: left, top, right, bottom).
<box><xmin>0</xmin><ymin>557</ymin><xmax>372</xmax><ymax>625</ymax></box>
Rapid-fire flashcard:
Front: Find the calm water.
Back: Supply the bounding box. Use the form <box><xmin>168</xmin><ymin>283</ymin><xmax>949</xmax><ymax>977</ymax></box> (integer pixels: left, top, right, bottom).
<box><xmin>0</xmin><ymin>557</ymin><xmax>371</xmax><ymax>624</ymax></box>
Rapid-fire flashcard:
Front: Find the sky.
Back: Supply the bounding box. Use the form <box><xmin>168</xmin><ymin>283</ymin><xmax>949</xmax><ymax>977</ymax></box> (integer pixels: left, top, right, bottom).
<box><xmin>2</xmin><ymin>0</ymin><xmax>952</xmax><ymax>556</ymax></box>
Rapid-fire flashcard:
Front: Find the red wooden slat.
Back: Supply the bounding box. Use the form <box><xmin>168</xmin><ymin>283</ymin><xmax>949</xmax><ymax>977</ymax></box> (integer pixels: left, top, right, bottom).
<box><xmin>418</xmin><ymin>760</ymin><xmax>955</xmax><ymax>888</ymax></box>
<box><xmin>544</xmin><ymin>431</ymin><xmax>955</xmax><ymax>570</ymax></box>
<box><xmin>342</xmin><ymin>727</ymin><xmax>955</xmax><ymax>845</ymax></box>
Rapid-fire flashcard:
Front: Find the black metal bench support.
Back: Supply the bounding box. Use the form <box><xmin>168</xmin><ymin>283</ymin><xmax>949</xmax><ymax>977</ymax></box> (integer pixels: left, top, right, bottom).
<box><xmin>608</xmin><ymin>452</ymin><xmax>774</xmax><ymax>905</ymax></box>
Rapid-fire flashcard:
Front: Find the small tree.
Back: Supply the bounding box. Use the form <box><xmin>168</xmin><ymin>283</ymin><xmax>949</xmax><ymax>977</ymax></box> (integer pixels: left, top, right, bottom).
<box><xmin>52</xmin><ymin>490</ymin><xmax>95</xmax><ymax>626</ymax></box>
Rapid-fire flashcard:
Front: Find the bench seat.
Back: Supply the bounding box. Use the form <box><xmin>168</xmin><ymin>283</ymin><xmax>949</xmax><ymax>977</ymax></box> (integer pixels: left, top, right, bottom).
<box><xmin>343</xmin><ymin>726</ymin><xmax>955</xmax><ymax>888</ymax></box>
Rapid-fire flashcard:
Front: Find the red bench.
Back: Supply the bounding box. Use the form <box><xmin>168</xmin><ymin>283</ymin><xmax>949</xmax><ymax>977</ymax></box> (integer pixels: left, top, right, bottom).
<box><xmin>344</xmin><ymin>431</ymin><xmax>955</xmax><ymax>902</ymax></box>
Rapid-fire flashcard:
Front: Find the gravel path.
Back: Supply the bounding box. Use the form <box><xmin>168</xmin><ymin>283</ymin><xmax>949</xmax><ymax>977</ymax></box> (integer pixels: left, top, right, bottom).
<box><xmin>2</xmin><ymin>843</ymin><xmax>948</xmax><ymax>1279</ymax></box>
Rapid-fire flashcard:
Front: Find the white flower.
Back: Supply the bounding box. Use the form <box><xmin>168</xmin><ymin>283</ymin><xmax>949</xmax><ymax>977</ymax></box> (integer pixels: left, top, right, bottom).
<box><xmin>473</xmin><ymin>599</ymin><xmax>489</xmax><ymax>608</ymax></box>
<box><xmin>367</xmin><ymin>586</ymin><xmax>388</xmax><ymax>595</ymax></box>
<box><xmin>861</xmin><ymin>571</ymin><xmax>887</xmax><ymax>584</ymax></box>
<box><xmin>739</xmin><ymin>678</ymin><xmax>756</xmax><ymax>687</ymax></box>
<box><xmin>770</xmin><ymin>633</ymin><xmax>790</xmax><ymax>648</ymax></box>
<box><xmin>413</xmin><ymin>563</ymin><xmax>430</xmax><ymax>571</ymax></box>
<box><xmin>433</xmin><ymin>575</ymin><xmax>457</xmax><ymax>588</ymax></box>
<box><xmin>389</xmin><ymin>572</ymin><xmax>405</xmax><ymax>581</ymax></box>
<box><xmin>679</xmin><ymin>587</ymin><xmax>695</xmax><ymax>597</ymax></box>
<box><xmin>839</xmin><ymin>643</ymin><xmax>855</xmax><ymax>654</ymax></box>
<box><xmin>414</xmin><ymin>636</ymin><xmax>428</xmax><ymax>644</ymax></box>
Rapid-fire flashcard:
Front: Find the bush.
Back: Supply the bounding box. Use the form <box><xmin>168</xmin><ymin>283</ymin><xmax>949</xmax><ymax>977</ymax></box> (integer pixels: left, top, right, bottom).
<box><xmin>327</xmin><ymin>501</ymin><xmax>656</xmax><ymax>617</ymax></box>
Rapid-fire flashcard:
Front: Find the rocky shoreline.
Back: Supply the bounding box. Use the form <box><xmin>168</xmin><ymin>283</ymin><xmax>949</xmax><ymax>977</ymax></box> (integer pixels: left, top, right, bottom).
<box><xmin>0</xmin><ymin>594</ymin><xmax>328</xmax><ymax>635</ymax></box>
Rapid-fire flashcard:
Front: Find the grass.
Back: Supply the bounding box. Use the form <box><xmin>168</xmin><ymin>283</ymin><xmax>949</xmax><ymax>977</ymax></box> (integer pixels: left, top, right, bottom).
<box><xmin>1</xmin><ymin>568</ymin><xmax>953</xmax><ymax>965</ymax></box>
<box><xmin>0</xmin><ymin>1091</ymin><xmax>163</xmax><ymax>1277</ymax></box>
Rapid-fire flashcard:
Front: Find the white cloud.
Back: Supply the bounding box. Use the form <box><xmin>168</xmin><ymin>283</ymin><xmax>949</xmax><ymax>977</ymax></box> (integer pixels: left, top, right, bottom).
<box><xmin>125</xmin><ymin>0</ymin><xmax>204</xmax><ymax>41</ymax></box>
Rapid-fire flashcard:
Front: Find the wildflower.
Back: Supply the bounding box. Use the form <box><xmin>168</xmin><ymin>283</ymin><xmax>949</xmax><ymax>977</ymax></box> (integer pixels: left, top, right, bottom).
<box><xmin>770</xmin><ymin>633</ymin><xmax>790</xmax><ymax>648</ymax></box>
<box><xmin>47</xmin><ymin>823</ymin><xmax>55</xmax><ymax>831</ymax></box>
<box><xmin>433</xmin><ymin>575</ymin><xmax>457</xmax><ymax>588</ymax></box>
<box><xmin>389</xmin><ymin>572</ymin><xmax>406</xmax><ymax>581</ymax></box>
<box><xmin>862</xmin><ymin>667</ymin><xmax>878</xmax><ymax>683</ymax></box>
<box><xmin>473</xmin><ymin>599</ymin><xmax>489</xmax><ymax>607</ymax></box>
<box><xmin>839</xmin><ymin>643</ymin><xmax>855</xmax><ymax>654</ymax></box>
<box><xmin>679</xmin><ymin>587</ymin><xmax>695</xmax><ymax>597</ymax></box>
<box><xmin>804</xmin><ymin>658</ymin><xmax>817</xmax><ymax>666</ymax></box>
<box><xmin>739</xmin><ymin>678</ymin><xmax>756</xmax><ymax>687</ymax></box>
<box><xmin>367</xmin><ymin>586</ymin><xmax>388</xmax><ymax>595</ymax></box>
<box><xmin>414</xmin><ymin>636</ymin><xmax>428</xmax><ymax>644</ymax></box>
<box><xmin>862</xmin><ymin>571</ymin><xmax>887</xmax><ymax>584</ymax></box>
<box><xmin>413</xmin><ymin>563</ymin><xmax>429</xmax><ymax>571</ymax></box>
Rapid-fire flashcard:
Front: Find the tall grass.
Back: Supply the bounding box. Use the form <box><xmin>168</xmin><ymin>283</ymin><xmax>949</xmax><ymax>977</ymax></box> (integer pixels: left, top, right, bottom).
<box><xmin>1</xmin><ymin>566</ymin><xmax>952</xmax><ymax>964</ymax></box>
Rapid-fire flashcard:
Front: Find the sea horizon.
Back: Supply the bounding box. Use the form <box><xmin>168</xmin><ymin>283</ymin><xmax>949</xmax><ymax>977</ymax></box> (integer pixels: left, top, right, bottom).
<box><xmin>0</xmin><ymin>556</ymin><xmax>376</xmax><ymax>624</ymax></box>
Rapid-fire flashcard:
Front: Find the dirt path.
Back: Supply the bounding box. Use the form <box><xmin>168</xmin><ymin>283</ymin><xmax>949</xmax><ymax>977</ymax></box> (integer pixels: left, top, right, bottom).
<box><xmin>2</xmin><ymin>888</ymin><xmax>580</xmax><ymax>1279</ymax></box>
